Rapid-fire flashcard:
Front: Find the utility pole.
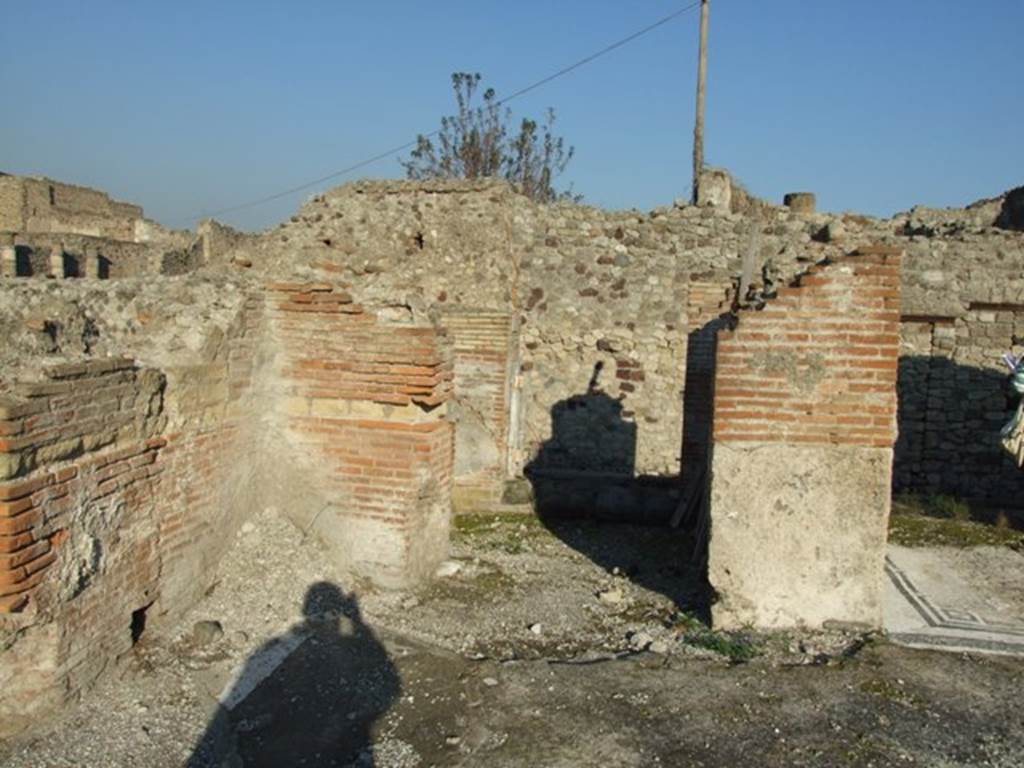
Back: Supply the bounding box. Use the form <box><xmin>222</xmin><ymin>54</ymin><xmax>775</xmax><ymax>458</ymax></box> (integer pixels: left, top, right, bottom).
<box><xmin>692</xmin><ymin>0</ymin><xmax>710</xmax><ymax>205</ymax></box>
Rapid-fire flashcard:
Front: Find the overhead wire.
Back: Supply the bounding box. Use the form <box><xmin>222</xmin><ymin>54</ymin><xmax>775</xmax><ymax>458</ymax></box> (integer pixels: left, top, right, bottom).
<box><xmin>184</xmin><ymin>2</ymin><xmax>702</xmax><ymax>223</ymax></box>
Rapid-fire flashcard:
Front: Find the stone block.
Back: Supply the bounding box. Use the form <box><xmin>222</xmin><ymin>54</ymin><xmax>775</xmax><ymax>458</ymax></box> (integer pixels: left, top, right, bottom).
<box><xmin>783</xmin><ymin>192</ymin><xmax>816</xmax><ymax>214</ymax></box>
<box><xmin>709</xmin><ymin>443</ymin><xmax>893</xmax><ymax>630</ymax></box>
<box><xmin>697</xmin><ymin>170</ymin><xmax>732</xmax><ymax>211</ymax></box>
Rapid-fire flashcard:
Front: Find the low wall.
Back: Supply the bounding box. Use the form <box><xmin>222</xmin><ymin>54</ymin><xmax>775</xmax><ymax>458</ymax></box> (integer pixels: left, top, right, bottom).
<box><xmin>0</xmin><ymin>330</ymin><xmax>260</xmax><ymax>733</ymax></box>
<box><xmin>709</xmin><ymin>245</ymin><xmax>902</xmax><ymax>629</ymax></box>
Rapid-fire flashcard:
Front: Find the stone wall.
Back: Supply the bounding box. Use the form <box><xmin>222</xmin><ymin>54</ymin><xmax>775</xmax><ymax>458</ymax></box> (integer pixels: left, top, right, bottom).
<box><xmin>709</xmin><ymin>246</ymin><xmax>902</xmax><ymax>629</ymax></box>
<box><xmin>0</xmin><ymin>175</ymin><xmax>23</xmax><ymax>232</ymax></box>
<box><xmin>0</xmin><ymin>274</ymin><xmax>455</xmax><ymax>734</ymax></box>
<box><xmin>0</xmin><ymin>175</ymin><xmax>144</xmax><ymax>241</ymax></box>
<box><xmin>245</xmin><ymin>180</ymin><xmax>1024</xmax><ymax>506</ymax></box>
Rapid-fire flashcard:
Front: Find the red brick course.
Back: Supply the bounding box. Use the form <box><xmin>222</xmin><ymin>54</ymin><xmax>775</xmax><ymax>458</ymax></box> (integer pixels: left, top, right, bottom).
<box><xmin>713</xmin><ymin>247</ymin><xmax>902</xmax><ymax>448</ymax></box>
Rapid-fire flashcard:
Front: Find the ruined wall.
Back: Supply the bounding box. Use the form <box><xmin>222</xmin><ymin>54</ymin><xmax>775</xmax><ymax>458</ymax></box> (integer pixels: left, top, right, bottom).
<box><xmin>0</xmin><ymin>272</ymin><xmax>457</xmax><ymax>733</ymax></box>
<box><xmin>259</xmin><ymin>183</ymin><xmax>813</xmax><ymax>514</ymax></box>
<box><xmin>0</xmin><ymin>176</ymin><xmax>144</xmax><ymax>241</ymax></box>
<box><xmin>0</xmin><ymin>175</ymin><xmax>23</xmax><ymax>232</ymax></box>
<box><xmin>894</xmin><ymin>226</ymin><xmax>1024</xmax><ymax>501</ymax></box>
<box><xmin>265</xmin><ymin>281</ymin><xmax>454</xmax><ymax>587</ymax></box>
<box><xmin>0</xmin><ymin>286</ymin><xmax>262</xmax><ymax>733</ymax></box>
<box><xmin>709</xmin><ymin>246</ymin><xmax>902</xmax><ymax>629</ymax></box>
<box><xmin>0</xmin><ymin>175</ymin><xmax>197</xmax><ymax>281</ymax></box>
<box><xmin>255</xmin><ymin>180</ymin><xmax>1024</xmax><ymax>506</ymax></box>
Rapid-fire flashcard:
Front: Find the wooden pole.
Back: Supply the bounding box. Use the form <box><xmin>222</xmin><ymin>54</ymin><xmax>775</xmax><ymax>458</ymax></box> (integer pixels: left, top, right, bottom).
<box><xmin>692</xmin><ymin>0</ymin><xmax>710</xmax><ymax>205</ymax></box>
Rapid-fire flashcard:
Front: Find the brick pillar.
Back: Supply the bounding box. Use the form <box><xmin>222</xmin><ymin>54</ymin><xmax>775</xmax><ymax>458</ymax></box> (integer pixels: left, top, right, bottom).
<box><xmin>267</xmin><ymin>282</ymin><xmax>455</xmax><ymax>588</ymax></box>
<box><xmin>709</xmin><ymin>245</ymin><xmax>902</xmax><ymax>630</ymax></box>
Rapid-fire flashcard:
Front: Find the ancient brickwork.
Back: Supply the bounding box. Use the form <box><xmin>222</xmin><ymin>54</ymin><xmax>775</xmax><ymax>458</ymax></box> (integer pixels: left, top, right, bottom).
<box><xmin>266</xmin><ymin>282</ymin><xmax>454</xmax><ymax>587</ymax></box>
<box><xmin>709</xmin><ymin>246</ymin><xmax>902</xmax><ymax>629</ymax></box>
<box><xmin>260</xmin><ymin>183</ymin><xmax>848</xmax><ymax>510</ymax></box>
<box><xmin>442</xmin><ymin>311</ymin><xmax>517</xmax><ymax>510</ymax></box>
<box><xmin>261</xmin><ymin>181</ymin><xmax>1024</xmax><ymax>504</ymax></box>
<box><xmin>0</xmin><ymin>360</ymin><xmax>164</xmax><ymax>613</ymax></box>
<box><xmin>681</xmin><ymin>276</ymin><xmax>734</xmax><ymax>480</ymax></box>
<box><xmin>0</xmin><ymin>293</ymin><xmax>264</xmax><ymax>732</ymax></box>
<box><xmin>714</xmin><ymin>249</ymin><xmax>901</xmax><ymax>447</ymax></box>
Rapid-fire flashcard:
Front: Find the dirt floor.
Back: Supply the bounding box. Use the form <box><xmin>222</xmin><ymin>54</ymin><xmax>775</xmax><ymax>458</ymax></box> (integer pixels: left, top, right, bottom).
<box><xmin>2</xmin><ymin>506</ymin><xmax>1024</xmax><ymax>767</ymax></box>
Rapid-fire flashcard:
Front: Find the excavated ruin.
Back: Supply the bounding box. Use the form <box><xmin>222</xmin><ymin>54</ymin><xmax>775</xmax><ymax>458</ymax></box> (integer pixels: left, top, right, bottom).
<box><xmin>2</xmin><ymin>171</ymin><xmax>1024</xmax><ymax>754</ymax></box>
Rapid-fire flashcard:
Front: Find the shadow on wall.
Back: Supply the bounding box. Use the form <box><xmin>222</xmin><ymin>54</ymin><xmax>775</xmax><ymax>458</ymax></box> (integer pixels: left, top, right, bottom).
<box><xmin>524</xmin><ymin>363</ymin><xmax>711</xmax><ymax>618</ymax></box>
<box><xmin>525</xmin><ymin>362</ymin><xmax>647</xmax><ymax>521</ymax></box>
<box><xmin>188</xmin><ymin>582</ymin><xmax>400</xmax><ymax>768</ymax></box>
<box><xmin>896</xmin><ymin>355</ymin><xmax>1024</xmax><ymax>505</ymax></box>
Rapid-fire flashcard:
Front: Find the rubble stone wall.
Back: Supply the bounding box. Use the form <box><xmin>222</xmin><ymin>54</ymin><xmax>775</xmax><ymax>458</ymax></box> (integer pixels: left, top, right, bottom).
<box><xmin>260</xmin><ymin>180</ymin><xmax>1024</xmax><ymax>504</ymax></box>
<box><xmin>709</xmin><ymin>246</ymin><xmax>902</xmax><ymax>629</ymax></box>
<box><xmin>1</xmin><ymin>176</ymin><xmax>144</xmax><ymax>241</ymax></box>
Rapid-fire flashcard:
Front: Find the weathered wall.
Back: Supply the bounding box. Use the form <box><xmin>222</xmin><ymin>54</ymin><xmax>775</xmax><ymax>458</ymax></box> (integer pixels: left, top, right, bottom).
<box><xmin>0</xmin><ymin>176</ymin><xmax>143</xmax><ymax>241</ymax></box>
<box><xmin>0</xmin><ymin>273</ymin><xmax>456</xmax><ymax>734</ymax></box>
<box><xmin>248</xmin><ymin>180</ymin><xmax>1024</xmax><ymax>506</ymax></box>
<box><xmin>0</xmin><ymin>319</ymin><xmax>260</xmax><ymax>732</ymax></box>
<box><xmin>263</xmin><ymin>281</ymin><xmax>455</xmax><ymax>587</ymax></box>
<box><xmin>0</xmin><ymin>175</ymin><xmax>23</xmax><ymax>232</ymax></box>
<box><xmin>893</xmin><ymin>226</ymin><xmax>1024</xmax><ymax>501</ymax></box>
<box><xmin>709</xmin><ymin>246</ymin><xmax>902</xmax><ymax>629</ymax></box>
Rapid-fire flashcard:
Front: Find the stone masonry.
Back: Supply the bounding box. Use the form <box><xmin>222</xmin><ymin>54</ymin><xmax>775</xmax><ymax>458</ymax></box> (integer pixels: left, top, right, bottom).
<box><xmin>0</xmin><ymin>273</ymin><xmax>454</xmax><ymax>734</ymax></box>
<box><xmin>709</xmin><ymin>246</ymin><xmax>902</xmax><ymax>629</ymax></box>
<box><xmin>0</xmin><ymin>174</ymin><xmax>1021</xmax><ymax>733</ymax></box>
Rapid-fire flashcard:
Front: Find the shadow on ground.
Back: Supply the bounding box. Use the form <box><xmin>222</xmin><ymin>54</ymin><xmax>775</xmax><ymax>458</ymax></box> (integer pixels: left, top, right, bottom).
<box><xmin>524</xmin><ymin>363</ymin><xmax>711</xmax><ymax>620</ymax></box>
<box><xmin>188</xmin><ymin>582</ymin><xmax>399</xmax><ymax>768</ymax></box>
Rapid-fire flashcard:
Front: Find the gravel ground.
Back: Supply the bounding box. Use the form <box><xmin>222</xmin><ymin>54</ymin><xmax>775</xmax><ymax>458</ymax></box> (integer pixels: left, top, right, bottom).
<box><xmin>2</xmin><ymin>508</ymin><xmax>1023</xmax><ymax>767</ymax></box>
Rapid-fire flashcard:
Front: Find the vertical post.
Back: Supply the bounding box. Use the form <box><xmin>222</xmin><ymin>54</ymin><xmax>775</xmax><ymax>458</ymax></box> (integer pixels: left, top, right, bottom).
<box><xmin>84</xmin><ymin>247</ymin><xmax>100</xmax><ymax>279</ymax></box>
<box><xmin>692</xmin><ymin>0</ymin><xmax>710</xmax><ymax>205</ymax></box>
<box><xmin>49</xmin><ymin>245</ymin><xmax>65</xmax><ymax>279</ymax></box>
<box><xmin>0</xmin><ymin>237</ymin><xmax>16</xmax><ymax>278</ymax></box>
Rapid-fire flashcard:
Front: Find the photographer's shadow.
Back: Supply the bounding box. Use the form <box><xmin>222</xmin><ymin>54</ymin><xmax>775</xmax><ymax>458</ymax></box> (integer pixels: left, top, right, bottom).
<box><xmin>188</xmin><ymin>582</ymin><xmax>400</xmax><ymax>768</ymax></box>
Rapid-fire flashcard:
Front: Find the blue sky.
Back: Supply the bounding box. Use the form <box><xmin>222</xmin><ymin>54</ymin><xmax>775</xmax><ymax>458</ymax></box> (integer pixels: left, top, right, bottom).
<box><xmin>2</xmin><ymin>1</ymin><xmax>1021</xmax><ymax>231</ymax></box>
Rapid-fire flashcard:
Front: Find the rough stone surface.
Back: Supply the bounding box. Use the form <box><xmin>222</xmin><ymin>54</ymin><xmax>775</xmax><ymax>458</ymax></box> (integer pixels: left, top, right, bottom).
<box><xmin>2</xmin><ymin>172</ymin><xmax>1024</xmax><ymax>738</ymax></box>
<box><xmin>710</xmin><ymin>444</ymin><xmax>893</xmax><ymax>629</ymax></box>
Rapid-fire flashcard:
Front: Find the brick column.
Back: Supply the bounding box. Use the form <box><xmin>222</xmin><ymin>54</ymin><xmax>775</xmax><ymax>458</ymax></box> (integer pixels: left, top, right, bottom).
<box><xmin>709</xmin><ymin>245</ymin><xmax>902</xmax><ymax>630</ymax></box>
<box><xmin>267</xmin><ymin>282</ymin><xmax>455</xmax><ymax>588</ymax></box>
